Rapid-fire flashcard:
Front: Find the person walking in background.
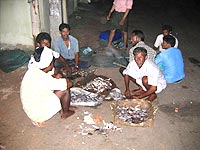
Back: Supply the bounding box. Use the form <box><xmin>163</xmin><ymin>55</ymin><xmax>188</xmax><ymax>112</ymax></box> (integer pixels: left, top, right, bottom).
<box><xmin>155</xmin><ymin>35</ymin><xmax>185</xmax><ymax>83</ymax></box>
<box><xmin>106</xmin><ymin>0</ymin><xmax>133</xmax><ymax>50</ymax></box>
<box><xmin>53</xmin><ymin>23</ymin><xmax>91</xmax><ymax>72</ymax></box>
<box><xmin>153</xmin><ymin>24</ymin><xmax>178</xmax><ymax>53</ymax></box>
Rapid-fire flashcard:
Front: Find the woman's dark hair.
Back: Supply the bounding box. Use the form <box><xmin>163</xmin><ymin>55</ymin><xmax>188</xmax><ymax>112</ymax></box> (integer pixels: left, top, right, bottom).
<box><xmin>35</xmin><ymin>32</ymin><xmax>51</xmax><ymax>44</ymax></box>
<box><xmin>33</xmin><ymin>47</ymin><xmax>44</xmax><ymax>62</ymax></box>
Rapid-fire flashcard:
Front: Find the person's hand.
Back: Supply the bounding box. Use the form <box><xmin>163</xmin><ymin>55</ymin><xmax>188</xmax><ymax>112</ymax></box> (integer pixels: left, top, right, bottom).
<box><xmin>73</xmin><ymin>67</ymin><xmax>78</xmax><ymax>73</ymax></box>
<box><xmin>124</xmin><ymin>89</ymin><xmax>131</xmax><ymax>99</ymax></box>
<box><xmin>66</xmin><ymin>79</ymin><xmax>73</xmax><ymax>89</ymax></box>
<box><xmin>106</xmin><ymin>15</ymin><xmax>111</xmax><ymax>21</ymax></box>
<box><xmin>52</xmin><ymin>73</ymin><xmax>63</xmax><ymax>79</ymax></box>
<box><xmin>54</xmin><ymin>73</ymin><xmax>63</xmax><ymax>79</ymax></box>
<box><xmin>132</xmin><ymin>95</ymin><xmax>140</xmax><ymax>99</ymax></box>
<box><xmin>66</xmin><ymin>64</ymin><xmax>72</xmax><ymax>74</ymax></box>
<box><xmin>119</xmin><ymin>19</ymin><xmax>125</xmax><ymax>26</ymax></box>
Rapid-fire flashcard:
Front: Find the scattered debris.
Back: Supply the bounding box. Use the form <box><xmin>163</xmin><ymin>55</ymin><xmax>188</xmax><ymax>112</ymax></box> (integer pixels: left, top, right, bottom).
<box><xmin>175</xmin><ymin>107</ymin><xmax>179</xmax><ymax>113</ymax></box>
<box><xmin>79</xmin><ymin>112</ymin><xmax>122</xmax><ymax>136</ymax></box>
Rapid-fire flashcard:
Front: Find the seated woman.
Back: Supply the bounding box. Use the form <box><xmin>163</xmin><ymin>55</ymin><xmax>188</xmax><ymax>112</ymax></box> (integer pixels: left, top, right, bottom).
<box><xmin>20</xmin><ymin>46</ymin><xmax>75</xmax><ymax>127</ymax></box>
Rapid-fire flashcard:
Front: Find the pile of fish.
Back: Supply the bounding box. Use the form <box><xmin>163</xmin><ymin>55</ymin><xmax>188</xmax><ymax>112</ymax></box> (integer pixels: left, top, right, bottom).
<box><xmin>78</xmin><ymin>68</ymin><xmax>96</xmax><ymax>77</ymax></box>
<box><xmin>114</xmin><ymin>105</ymin><xmax>149</xmax><ymax>124</ymax></box>
<box><xmin>82</xmin><ymin>77</ymin><xmax>112</xmax><ymax>94</ymax></box>
<box><xmin>70</xmin><ymin>87</ymin><xmax>103</xmax><ymax>106</ymax></box>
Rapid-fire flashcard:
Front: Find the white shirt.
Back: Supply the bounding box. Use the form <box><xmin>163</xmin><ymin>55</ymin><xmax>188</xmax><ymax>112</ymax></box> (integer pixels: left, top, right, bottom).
<box><xmin>123</xmin><ymin>59</ymin><xmax>167</xmax><ymax>93</ymax></box>
<box><xmin>20</xmin><ymin>65</ymin><xmax>67</xmax><ymax>122</ymax></box>
<box><xmin>154</xmin><ymin>34</ymin><xmax>178</xmax><ymax>52</ymax></box>
<box><xmin>129</xmin><ymin>41</ymin><xmax>156</xmax><ymax>62</ymax></box>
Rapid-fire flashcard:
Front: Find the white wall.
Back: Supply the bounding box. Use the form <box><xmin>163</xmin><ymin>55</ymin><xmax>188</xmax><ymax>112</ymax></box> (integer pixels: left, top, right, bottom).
<box><xmin>0</xmin><ymin>0</ymin><xmax>33</xmax><ymax>50</ymax></box>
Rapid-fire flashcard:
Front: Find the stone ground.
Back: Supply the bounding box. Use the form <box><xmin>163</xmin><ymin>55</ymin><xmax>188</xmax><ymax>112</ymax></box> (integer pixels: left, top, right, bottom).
<box><xmin>0</xmin><ymin>0</ymin><xmax>200</xmax><ymax>150</ymax></box>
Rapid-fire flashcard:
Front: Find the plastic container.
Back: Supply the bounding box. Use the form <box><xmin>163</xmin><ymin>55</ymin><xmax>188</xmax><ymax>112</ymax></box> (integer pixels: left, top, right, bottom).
<box><xmin>99</xmin><ymin>30</ymin><xmax>122</xmax><ymax>42</ymax></box>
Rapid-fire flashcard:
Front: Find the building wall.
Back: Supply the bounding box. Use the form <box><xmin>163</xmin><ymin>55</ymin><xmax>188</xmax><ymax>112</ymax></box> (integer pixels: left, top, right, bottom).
<box><xmin>0</xmin><ymin>0</ymin><xmax>33</xmax><ymax>50</ymax></box>
<box><xmin>0</xmin><ymin>0</ymin><xmax>78</xmax><ymax>50</ymax></box>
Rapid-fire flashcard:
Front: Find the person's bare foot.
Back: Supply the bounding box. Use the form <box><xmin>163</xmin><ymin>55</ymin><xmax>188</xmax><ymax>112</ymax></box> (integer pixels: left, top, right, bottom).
<box><xmin>59</xmin><ymin>106</ymin><xmax>77</xmax><ymax>114</ymax></box>
<box><xmin>32</xmin><ymin>121</ymin><xmax>46</xmax><ymax>127</ymax></box>
<box><xmin>147</xmin><ymin>94</ymin><xmax>157</xmax><ymax>102</ymax></box>
<box><xmin>61</xmin><ymin>110</ymin><xmax>75</xmax><ymax>119</ymax></box>
<box><xmin>131</xmin><ymin>89</ymin><xmax>145</xmax><ymax>96</ymax></box>
<box><xmin>69</xmin><ymin>106</ymin><xmax>78</xmax><ymax>111</ymax></box>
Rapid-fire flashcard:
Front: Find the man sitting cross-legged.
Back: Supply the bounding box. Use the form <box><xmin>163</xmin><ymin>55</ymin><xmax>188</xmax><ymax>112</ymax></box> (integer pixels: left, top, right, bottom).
<box><xmin>122</xmin><ymin>47</ymin><xmax>167</xmax><ymax>102</ymax></box>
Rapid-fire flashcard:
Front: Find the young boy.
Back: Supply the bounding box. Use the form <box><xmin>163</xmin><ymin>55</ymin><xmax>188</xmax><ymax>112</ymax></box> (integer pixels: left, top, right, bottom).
<box><xmin>154</xmin><ymin>25</ymin><xmax>178</xmax><ymax>53</ymax></box>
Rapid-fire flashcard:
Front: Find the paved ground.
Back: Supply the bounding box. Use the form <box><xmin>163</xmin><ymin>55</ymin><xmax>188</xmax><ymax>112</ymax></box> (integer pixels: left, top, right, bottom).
<box><xmin>0</xmin><ymin>0</ymin><xmax>200</xmax><ymax>150</ymax></box>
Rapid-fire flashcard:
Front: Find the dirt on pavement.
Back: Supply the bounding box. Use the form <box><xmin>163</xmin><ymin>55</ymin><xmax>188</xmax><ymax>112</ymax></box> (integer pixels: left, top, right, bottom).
<box><xmin>0</xmin><ymin>0</ymin><xmax>200</xmax><ymax>150</ymax></box>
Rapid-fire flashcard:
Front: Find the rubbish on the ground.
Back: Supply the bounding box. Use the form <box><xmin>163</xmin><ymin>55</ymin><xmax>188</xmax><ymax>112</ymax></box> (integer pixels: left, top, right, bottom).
<box><xmin>175</xmin><ymin>107</ymin><xmax>179</xmax><ymax>112</ymax></box>
<box><xmin>93</xmin><ymin>114</ymin><xmax>103</xmax><ymax>123</ymax></box>
<box><xmin>79</xmin><ymin>112</ymin><xmax>122</xmax><ymax>136</ymax></box>
<box><xmin>83</xmin><ymin>114</ymin><xmax>95</xmax><ymax>124</ymax></box>
<box><xmin>82</xmin><ymin>47</ymin><xmax>93</xmax><ymax>55</ymax></box>
<box><xmin>70</xmin><ymin>87</ymin><xmax>103</xmax><ymax>106</ymax></box>
<box><xmin>111</xmin><ymin>99</ymin><xmax>158</xmax><ymax>127</ymax></box>
<box><xmin>102</xmin><ymin>120</ymin><xmax>122</xmax><ymax>132</ymax></box>
<box><xmin>84</xmin><ymin>111</ymin><xmax>89</xmax><ymax>115</ymax></box>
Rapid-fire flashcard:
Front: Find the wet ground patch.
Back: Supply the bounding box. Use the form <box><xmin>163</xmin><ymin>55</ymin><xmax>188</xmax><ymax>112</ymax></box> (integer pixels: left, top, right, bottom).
<box><xmin>188</xmin><ymin>57</ymin><xmax>200</xmax><ymax>67</ymax></box>
<box><xmin>159</xmin><ymin>101</ymin><xmax>200</xmax><ymax>117</ymax></box>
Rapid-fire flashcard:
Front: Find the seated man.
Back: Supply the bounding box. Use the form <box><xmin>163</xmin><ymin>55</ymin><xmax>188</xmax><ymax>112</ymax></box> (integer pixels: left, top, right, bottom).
<box><xmin>155</xmin><ymin>35</ymin><xmax>185</xmax><ymax>83</ymax></box>
<box><xmin>53</xmin><ymin>23</ymin><xmax>91</xmax><ymax>72</ymax></box>
<box><xmin>122</xmin><ymin>47</ymin><xmax>167</xmax><ymax>102</ymax></box>
<box><xmin>21</xmin><ymin>46</ymin><xmax>75</xmax><ymax>127</ymax></box>
<box><xmin>35</xmin><ymin>32</ymin><xmax>72</xmax><ymax>74</ymax></box>
<box><xmin>129</xmin><ymin>30</ymin><xmax>156</xmax><ymax>62</ymax></box>
<box><xmin>153</xmin><ymin>24</ymin><xmax>178</xmax><ymax>53</ymax></box>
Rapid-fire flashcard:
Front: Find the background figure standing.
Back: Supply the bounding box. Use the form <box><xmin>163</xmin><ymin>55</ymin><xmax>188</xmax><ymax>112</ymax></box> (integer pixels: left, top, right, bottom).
<box><xmin>153</xmin><ymin>24</ymin><xmax>178</xmax><ymax>53</ymax></box>
<box><xmin>106</xmin><ymin>0</ymin><xmax>133</xmax><ymax>50</ymax></box>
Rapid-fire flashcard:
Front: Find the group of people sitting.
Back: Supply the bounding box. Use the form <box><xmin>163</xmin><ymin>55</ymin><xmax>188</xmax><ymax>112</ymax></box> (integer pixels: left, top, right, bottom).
<box><xmin>20</xmin><ymin>23</ymin><xmax>91</xmax><ymax>127</ymax></box>
<box><xmin>120</xmin><ymin>24</ymin><xmax>185</xmax><ymax>102</ymax></box>
<box><xmin>20</xmin><ymin>22</ymin><xmax>185</xmax><ymax>127</ymax></box>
